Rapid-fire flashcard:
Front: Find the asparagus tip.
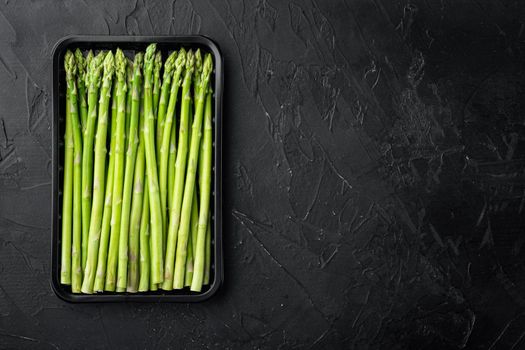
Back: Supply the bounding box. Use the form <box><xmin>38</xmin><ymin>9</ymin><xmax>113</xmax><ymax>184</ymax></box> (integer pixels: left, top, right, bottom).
<box><xmin>186</xmin><ymin>49</ymin><xmax>195</xmax><ymax>72</ymax></box>
<box><xmin>103</xmin><ymin>50</ymin><xmax>115</xmax><ymax>82</ymax></box>
<box><xmin>86</xmin><ymin>50</ymin><xmax>94</xmax><ymax>63</ymax></box>
<box><xmin>127</xmin><ymin>57</ymin><xmax>134</xmax><ymax>84</ymax></box>
<box><xmin>115</xmin><ymin>49</ymin><xmax>127</xmax><ymax>82</ymax></box>
<box><xmin>154</xmin><ymin>51</ymin><xmax>162</xmax><ymax>74</ymax></box>
<box><xmin>134</xmin><ymin>52</ymin><xmax>144</xmax><ymax>70</ymax></box>
<box><xmin>64</xmin><ymin>50</ymin><xmax>77</xmax><ymax>79</ymax></box>
<box><xmin>144</xmin><ymin>44</ymin><xmax>157</xmax><ymax>66</ymax></box>
<box><xmin>175</xmin><ymin>47</ymin><xmax>187</xmax><ymax>72</ymax></box>
<box><xmin>163</xmin><ymin>51</ymin><xmax>178</xmax><ymax>78</ymax></box>
<box><xmin>201</xmin><ymin>53</ymin><xmax>213</xmax><ymax>85</ymax></box>
<box><xmin>74</xmin><ymin>49</ymin><xmax>85</xmax><ymax>74</ymax></box>
<box><xmin>194</xmin><ymin>49</ymin><xmax>202</xmax><ymax>73</ymax></box>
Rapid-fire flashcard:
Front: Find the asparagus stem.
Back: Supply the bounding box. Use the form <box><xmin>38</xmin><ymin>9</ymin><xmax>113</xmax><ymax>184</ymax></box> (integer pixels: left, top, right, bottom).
<box><xmin>162</xmin><ymin>49</ymin><xmax>195</xmax><ymax>290</ymax></box>
<box><xmin>152</xmin><ymin>51</ymin><xmax>162</xmax><ymax>125</ymax></box>
<box><xmin>61</xmin><ymin>71</ymin><xmax>73</xmax><ymax>286</ymax></box>
<box><xmin>81</xmin><ymin>52</ymin><xmax>115</xmax><ymax>294</ymax></box>
<box><xmin>191</xmin><ymin>86</ymin><xmax>213</xmax><ymax>291</ymax></box>
<box><xmin>114</xmin><ymin>53</ymin><xmax>141</xmax><ymax>290</ymax></box>
<box><xmin>149</xmin><ymin>186</ymin><xmax>158</xmax><ymax>291</ymax></box>
<box><xmin>123</xmin><ymin>53</ymin><xmax>145</xmax><ymax>292</ymax></box>
<box><xmin>184</xmin><ymin>98</ymin><xmax>196</xmax><ymax>287</ymax></box>
<box><xmin>204</xmin><ymin>213</ymin><xmax>211</xmax><ymax>285</ymax></box>
<box><xmin>184</xmin><ymin>229</ymin><xmax>194</xmax><ymax>287</ymax></box>
<box><xmin>133</xmin><ymin>81</ymin><xmax>149</xmax><ymax>292</ymax></box>
<box><xmin>81</xmin><ymin>51</ymin><xmax>106</xmax><ymax>271</ymax></box>
<box><xmin>138</xmin><ymin>84</ymin><xmax>157</xmax><ymax>292</ymax></box>
<box><xmin>128</xmin><ymin>154</ymin><xmax>144</xmax><ymax>293</ymax></box>
<box><xmin>198</xmin><ymin>86</ymin><xmax>213</xmax><ymax>285</ymax></box>
<box><xmin>143</xmin><ymin>44</ymin><xmax>164</xmax><ymax>284</ymax></box>
<box><xmin>65</xmin><ymin>51</ymin><xmax>84</xmax><ymax>292</ymax></box>
<box><xmin>197</xmin><ymin>86</ymin><xmax>211</xmax><ymax>284</ymax></box>
<box><xmin>191</xmin><ymin>189</ymin><xmax>199</xmax><ymax>257</ymax></box>
<box><xmin>92</xmin><ymin>82</ymin><xmax>118</xmax><ymax>292</ymax></box>
<box><xmin>138</xmin><ymin>176</ymin><xmax>150</xmax><ymax>292</ymax></box>
<box><xmin>159</xmin><ymin>50</ymin><xmax>186</xmax><ymax>241</ymax></box>
<box><xmin>167</xmin><ymin>118</ymin><xmax>177</xmax><ymax>212</ymax></box>
<box><xmin>74</xmin><ymin>49</ymin><xmax>88</xmax><ymax>133</ymax></box>
<box><xmin>173</xmin><ymin>52</ymin><xmax>212</xmax><ymax>289</ymax></box>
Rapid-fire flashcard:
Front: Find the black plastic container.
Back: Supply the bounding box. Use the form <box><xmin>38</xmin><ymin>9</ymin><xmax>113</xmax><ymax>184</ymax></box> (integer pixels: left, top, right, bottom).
<box><xmin>51</xmin><ymin>35</ymin><xmax>223</xmax><ymax>302</ymax></box>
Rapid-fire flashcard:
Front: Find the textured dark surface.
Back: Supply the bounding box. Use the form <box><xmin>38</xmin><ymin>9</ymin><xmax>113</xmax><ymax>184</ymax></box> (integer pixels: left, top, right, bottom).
<box><xmin>0</xmin><ymin>0</ymin><xmax>524</xmax><ymax>349</ymax></box>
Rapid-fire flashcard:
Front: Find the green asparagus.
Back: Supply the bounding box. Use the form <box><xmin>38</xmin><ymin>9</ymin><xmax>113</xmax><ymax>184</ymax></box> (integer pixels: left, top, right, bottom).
<box><xmin>81</xmin><ymin>51</ymin><xmax>114</xmax><ymax>294</ymax></box>
<box><xmin>143</xmin><ymin>44</ymin><xmax>164</xmax><ymax>284</ymax></box>
<box><xmin>61</xmin><ymin>45</ymin><xmax>215</xmax><ymax>294</ymax></box>
<box><xmin>65</xmin><ymin>51</ymin><xmax>84</xmax><ymax>292</ymax></box>
<box><xmin>81</xmin><ymin>51</ymin><xmax>106</xmax><ymax>271</ymax></box>
<box><xmin>121</xmin><ymin>52</ymin><xmax>144</xmax><ymax>292</ymax></box>
<box><xmin>191</xmin><ymin>87</ymin><xmax>213</xmax><ymax>291</ymax></box>
<box><xmin>92</xmin><ymin>82</ymin><xmax>117</xmax><ymax>292</ymax></box>
<box><xmin>115</xmin><ymin>52</ymin><xmax>142</xmax><ymax>290</ymax></box>
<box><xmin>162</xmin><ymin>49</ymin><xmax>194</xmax><ymax>290</ymax></box>
<box><xmin>172</xmin><ymin>53</ymin><xmax>212</xmax><ymax>289</ymax></box>
<box><xmin>104</xmin><ymin>49</ymin><xmax>127</xmax><ymax>292</ymax></box>
<box><xmin>61</xmin><ymin>73</ymin><xmax>73</xmax><ymax>286</ymax></box>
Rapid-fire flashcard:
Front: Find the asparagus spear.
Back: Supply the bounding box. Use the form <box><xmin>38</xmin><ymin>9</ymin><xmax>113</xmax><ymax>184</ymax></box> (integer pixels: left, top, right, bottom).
<box><xmin>88</xmin><ymin>50</ymin><xmax>121</xmax><ymax>290</ymax></box>
<box><xmin>81</xmin><ymin>52</ymin><xmax>114</xmax><ymax>294</ymax></box>
<box><xmin>172</xmin><ymin>53</ymin><xmax>212</xmax><ymax>289</ymax></box>
<box><xmin>115</xmin><ymin>53</ymin><xmax>142</xmax><ymax>290</ymax></box>
<box><xmin>74</xmin><ymin>49</ymin><xmax>88</xmax><ymax>133</ymax></box>
<box><xmin>81</xmin><ymin>51</ymin><xmax>106</xmax><ymax>271</ymax></box>
<box><xmin>143</xmin><ymin>44</ymin><xmax>164</xmax><ymax>284</ymax></box>
<box><xmin>161</xmin><ymin>50</ymin><xmax>194</xmax><ymax>290</ymax></box>
<box><xmin>65</xmin><ymin>51</ymin><xmax>84</xmax><ymax>292</ymax></box>
<box><xmin>159</xmin><ymin>50</ymin><xmax>186</xmax><ymax>237</ymax></box>
<box><xmin>61</xmin><ymin>71</ymin><xmax>73</xmax><ymax>286</ymax></box>
<box><xmin>191</xmin><ymin>86</ymin><xmax>213</xmax><ymax>291</ymax></box>
<box><xmin>92</xmin><ymin>83</ymin><xmax>118</xmax><ymax>292</ymax></box>
<box><xmin>120</xmin><ymin>52</ymin><xmax>144</xmax><ymax>292</ymax></box>
<box><xmin>152</xmin><ymin>51</ymin><xmax>162</xmax><ymax>125</ymax></box>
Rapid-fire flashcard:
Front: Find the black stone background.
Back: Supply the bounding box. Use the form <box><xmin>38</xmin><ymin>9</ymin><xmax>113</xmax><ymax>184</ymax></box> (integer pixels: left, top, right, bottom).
<box><xmin>1</xmin><ymin>0</ymin><xmax>525</xmax><ymax>349</ymax></box>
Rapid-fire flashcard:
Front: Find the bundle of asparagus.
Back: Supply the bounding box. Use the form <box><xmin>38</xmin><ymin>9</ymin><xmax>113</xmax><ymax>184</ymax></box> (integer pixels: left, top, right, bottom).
<box><xmin>60</xmin><ymin>44</ymin><xmax>213</xmax><ymax>294</ymax></box>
